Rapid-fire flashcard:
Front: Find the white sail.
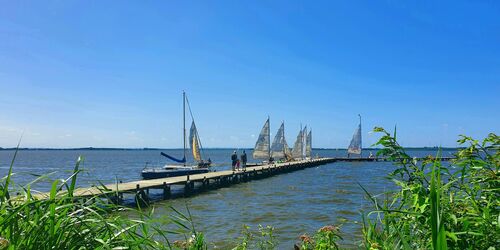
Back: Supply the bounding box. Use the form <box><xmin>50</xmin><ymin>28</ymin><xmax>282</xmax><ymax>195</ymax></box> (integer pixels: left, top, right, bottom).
<box><xmin>348</xmin><ymin>115</ymin><xmax>362</xmax><ymax>155</ymax></box>
<box><xmin>291</xmin><ymin>129</ymin><xmax>303</xmax><ymax>159</ymax></box>
<box><xmin>302</xmin><ymin>126</ymin><xmax>307</xmax><ymax>158</ymax></box>
<box><xmin>306</xmin><ymin>130</ymin><xmax>312</xmax><ymax>158</ymax></box>
<box><xmin>253</xmin><ymin>118</ymin><xmax>270</xmax><ymax>159</ymax></box>
<box><xmin>189</xmin><ymin>121</ymin><xmax>202</xmax><ymax>162</ymax></box>
<box><xmin>271</xmin><ymin>122</ymin><xmax>287</xmax><ymax>159</ymax></box>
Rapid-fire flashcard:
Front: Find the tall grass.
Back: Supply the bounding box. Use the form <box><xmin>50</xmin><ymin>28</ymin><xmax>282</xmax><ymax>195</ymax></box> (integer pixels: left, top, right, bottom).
<box><xmin>360</xmin><ymin>128</ymin><xmax>499</xmax><ymax>250</ymax></box>
<box><xmin>0</xmin><ymin>147</ymin><xmax>206</xmax><ymax>250</ymax></box>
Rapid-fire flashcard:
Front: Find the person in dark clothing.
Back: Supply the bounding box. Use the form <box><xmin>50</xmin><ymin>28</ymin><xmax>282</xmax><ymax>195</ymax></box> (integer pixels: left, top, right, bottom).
<box><xmin>231</xmin><ymin>150</ymin><xmax>238</xmax><ymax>171</ymax></box>
<box><xmin>241</xmin><ymin>150</ymin><xmax>247</xmax><ymax>170</ymax></box>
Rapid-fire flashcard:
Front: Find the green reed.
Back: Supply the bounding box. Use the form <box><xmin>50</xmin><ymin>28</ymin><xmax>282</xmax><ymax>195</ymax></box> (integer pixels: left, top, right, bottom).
<box><xmin>0</xmin><ymin>146</ymin><xmax>205</xmax><ymax>250</ymax></box>
<box><xmin>360</xmin><ymin>128</ymin><xmax>499</xmax><ymax>250</ymax></box>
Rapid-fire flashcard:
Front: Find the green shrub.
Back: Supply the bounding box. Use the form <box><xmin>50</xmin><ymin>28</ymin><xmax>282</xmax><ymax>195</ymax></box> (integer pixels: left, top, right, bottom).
<box><xmin>233</xmin><ymin>224</ymin><xmax>278</xmax><ymax>250</ymax></box>
<box><xmin>361</xmin><ymin>128</ymin><xmax>499</xmax><ymax>250</ymax></box>
<box><xmin>298</xmin><ymin>225</ymin><xmax>342</xmax><ymax>250</ymax></box>
<box><xmin>0</xmin><ymin>147</ymin><xmax>204</xmax><ymax>250</ymax></box>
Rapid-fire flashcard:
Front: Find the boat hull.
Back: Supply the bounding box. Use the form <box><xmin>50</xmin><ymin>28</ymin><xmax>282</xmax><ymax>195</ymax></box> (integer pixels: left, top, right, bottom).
<box><xmin>141</xmin><ymin>168</ymin><xmax>210</xmax><ymax>180</ymax></box>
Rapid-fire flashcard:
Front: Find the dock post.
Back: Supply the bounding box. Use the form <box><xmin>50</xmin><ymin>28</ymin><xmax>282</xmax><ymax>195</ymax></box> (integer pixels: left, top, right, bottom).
<box><xmin>118</xmin><ymin>180</ymin><xmax>124</xmax><ymax>200</ymax></box>
<box><xmin>242</xmin><ymin>170</ymin><xmax>248</xmax><ymax>182</ymax></box>
<box><xmin>135</xmin><ymin>184</ymin><xmax>149</xmax><ymax>207</ymax></box>
<box><xmin>184</xmin><ymin>179</ymin><xmax>194</xmax><ymax>196</ymax></box>
<box><xmin>163</xmin><ymin>182</ymin><xmax>171</xmax><ymax>199</ymax></box>
<box><xmin>184</xmin><ymin>181</ymin><xmax>191</xmax><ymax>196</ymax></box>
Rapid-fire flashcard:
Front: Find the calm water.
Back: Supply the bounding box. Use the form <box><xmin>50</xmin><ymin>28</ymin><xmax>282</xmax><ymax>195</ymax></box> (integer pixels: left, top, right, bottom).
<box><xmin>0</xmin><ymin>148</ymin><xmax>455</xmax><ymax>248</ymax></box>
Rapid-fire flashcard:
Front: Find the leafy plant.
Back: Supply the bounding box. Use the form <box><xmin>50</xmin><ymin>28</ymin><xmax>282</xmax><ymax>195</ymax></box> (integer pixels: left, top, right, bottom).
<box><xmin>233</xmin><ymin>224</ymin><xmax>278</xmax><ymax>250</ymax></box>
<box><xmin>298</xmin><ymin>225</ymin><xmax>342</xmax><ymax>250</ymax></box>
<box><xmin>361</xmin><ymin>128</ymin><xmax>499</xmax><ymax>249</ymax></box>
<box><xmin>0</xmin><ymin>146</ymin><xmax>204</xmax><ymax>250</ymax></box>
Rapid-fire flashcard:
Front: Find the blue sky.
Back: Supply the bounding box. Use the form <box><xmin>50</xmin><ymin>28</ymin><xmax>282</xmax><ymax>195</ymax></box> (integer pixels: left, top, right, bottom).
<box><xmin>0</xmin><ymin>1</ymin><xmax>498</xmax><ymax>148</ymax></box>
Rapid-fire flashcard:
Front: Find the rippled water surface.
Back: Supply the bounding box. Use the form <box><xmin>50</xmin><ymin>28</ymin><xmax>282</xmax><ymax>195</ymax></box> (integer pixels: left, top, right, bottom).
<box><xmin>0</xmin><ymin>149</ymin><xmax>455</xmax><ymax>248</ymax></box>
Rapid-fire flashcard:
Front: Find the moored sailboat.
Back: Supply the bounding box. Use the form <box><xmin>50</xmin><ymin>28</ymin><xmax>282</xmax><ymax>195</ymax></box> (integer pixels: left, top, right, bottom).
<box><xmin>253</xmin><ymin>117</ymin><xmax>271</xmax><ymax>162</ymax></box>
<box><xmin>347</xmin><ymin>114</ymin><xmax>362</xmax><ymax>157</ymax></box>
<box><xmin>291</xmin><ymin>126</ymin><xmax>305</xmax><ymax>160</ymax></box>
<box><xmin>141</xmin><ymin>92</ymin><xmax>211</xmax><ymax>179</ymax></box>
<box><xmin>270</xmin><ymin>122</ymin><xmax>292</xmax><ymax>161</ymax></box>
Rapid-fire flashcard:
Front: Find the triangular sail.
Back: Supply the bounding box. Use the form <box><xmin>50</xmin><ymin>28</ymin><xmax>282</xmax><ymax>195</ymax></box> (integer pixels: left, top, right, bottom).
<box><xmin>271</xmin><ymin>122</ymin><xmax>286</xmax><ymax>159</ymax></box>
<box><xmin>306</xmin><ymin>130</ymin><xmax>312</xmax><ymax>158</ymax></box>
<box><xmin>189</xmin><ymin>121</ymin><xmax>202</xmax><ymax>162</ymax></box>
<box><xmin>253</xmin><ymin>118</ymin><xmax>270</xmax><ymax>159</ymax></box>
<box><xmin>348</xmin><ymin>115</ymin><xmax>362</xmax><ymax>155</ymax></box>
<box><xmin>291</xmin><ymin>129</ymin><xmax>303</xmax><ymax>159</ymax></box>
<box><xmin>302</xmin><ymin>126</ymin><xmax>307</xmax><ymax>158</ymax></box>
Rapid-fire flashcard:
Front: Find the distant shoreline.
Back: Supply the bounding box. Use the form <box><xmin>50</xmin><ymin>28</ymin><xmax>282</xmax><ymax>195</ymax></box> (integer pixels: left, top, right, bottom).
<box><xmin>0</xmin><ymin>147</ymin><xmax>462</xmax><ymax>151</ymax></box>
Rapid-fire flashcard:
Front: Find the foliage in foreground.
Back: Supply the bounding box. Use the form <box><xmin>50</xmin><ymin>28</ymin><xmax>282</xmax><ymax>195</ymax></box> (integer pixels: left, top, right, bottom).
<box><xmin>232</xmin><ymin>224</ymin><xmax>278</xmax><ymax>250</ymax></box>
<box><xmin>361</xmin><ymin>128</ymin><xmax>499</xmax><ymax>250</ymax></box>
<box><xmin>297</xmin><ymin>225</ymin><xmax>342</xmax><ymax>250</ymax></box>
<box><xmin>0</xmin><ymin>149</ymin><xmax>205</xmax><ymax>250</ymax></box>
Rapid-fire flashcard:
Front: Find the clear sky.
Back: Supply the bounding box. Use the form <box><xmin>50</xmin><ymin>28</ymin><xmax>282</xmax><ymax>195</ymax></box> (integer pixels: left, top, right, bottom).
<box><xmin>0</xmin><ymin>1</ymin><xmax>499</xmax><ymax>148</ymax></box>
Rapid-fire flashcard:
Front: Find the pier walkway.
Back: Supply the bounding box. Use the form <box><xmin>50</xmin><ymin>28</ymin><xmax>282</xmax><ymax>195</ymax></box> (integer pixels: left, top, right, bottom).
<box><xmin>34</xmin><ymin>156</ymin><xmax>454</xmax><ymax>203</ymax></box>
<box><xmin>37</xmin><ymin>158</ymin><xmax>336</xmax><ymax>202</ymax></box>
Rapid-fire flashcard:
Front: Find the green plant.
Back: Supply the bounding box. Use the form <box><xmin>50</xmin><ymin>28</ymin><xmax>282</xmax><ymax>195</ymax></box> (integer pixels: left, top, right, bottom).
<box><xmin>233</xmin><ymin>224</ymin><xmax>278</xmax><ymax>250</ymax></box>
<box><xmin>298</xmin><ymin>225</ymin><xmax>342</xmax><ymax>250</ymax></box>
<box><xmin>299</xmin><ymin>225</ymin><xmax>342</xmax><ymax>250</ymax></box>
<box><xmin>256</xmin><ymin>225</ymin><xmax>278</xmax><ymax>249</ymax></box>
<box><xmin>361</xmin><ymin>128</ymin><xmax>499</xmax><ymax>250</ymax></box>
<box><xmin>0</xmin><ymin>146</ymin><xmax>204</xmax><ymax>250</ymax></box>
<box><xmin>170</xmin><ymin>205</ymin><xmax>208</xmax><ymax>250</ymax></box>
<box><xmin>233</xmin><ymin>225</ymin><xmax>253</xmax><ymax>250</ymax></box>
<box><xmin>314</xmin><ymin>225</ymin><xmax>342</xmax><ymax>250</ymax></box>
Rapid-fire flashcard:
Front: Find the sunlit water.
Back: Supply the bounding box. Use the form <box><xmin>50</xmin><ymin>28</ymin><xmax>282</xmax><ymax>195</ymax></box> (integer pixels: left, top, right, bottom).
<box><xmin>0</xmin><ymin>149</ymin><xmax>455</xmax><ymax>248</ymax></box>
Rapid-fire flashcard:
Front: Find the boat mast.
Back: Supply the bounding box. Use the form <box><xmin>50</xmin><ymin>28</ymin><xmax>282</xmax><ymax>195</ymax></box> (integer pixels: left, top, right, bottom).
<box><xmin>183</xmin><ymin>91</ymin><xmax>186</xmax><ymax>166</ymax></box>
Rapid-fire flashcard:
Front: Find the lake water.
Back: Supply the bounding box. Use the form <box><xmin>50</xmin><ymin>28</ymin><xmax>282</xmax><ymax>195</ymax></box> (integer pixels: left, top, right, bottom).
<box><xmin>0</xmin><ymin>148</ymin><xmax>455</xmax><ymax>248</ymax></box>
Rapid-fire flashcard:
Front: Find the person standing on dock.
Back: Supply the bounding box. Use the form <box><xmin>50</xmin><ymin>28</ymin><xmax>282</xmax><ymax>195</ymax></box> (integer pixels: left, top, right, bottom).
<box><xmin>231</xmin><ymin>150</ymin><xmax>238</xmax><ymax>171</ymax></box>
<box><xmin>241</xmin><ymin>150</ymin><xmax>247</xmax><ymax>170</ymax></box>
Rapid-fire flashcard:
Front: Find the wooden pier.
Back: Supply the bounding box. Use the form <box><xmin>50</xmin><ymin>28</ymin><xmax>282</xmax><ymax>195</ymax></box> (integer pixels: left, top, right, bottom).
<box><xmin>34</xmin><ymin>156</ymin><xmax>454</xmax><ymax>204</ymax></box>
<box><xmin>36</xmin><ymin>158</ymin><xmax>336</xmax><ymax>204</ymax></box>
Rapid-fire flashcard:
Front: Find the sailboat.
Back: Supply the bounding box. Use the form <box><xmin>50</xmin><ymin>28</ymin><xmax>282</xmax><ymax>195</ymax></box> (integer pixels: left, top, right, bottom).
<box><xmin>347</xmin><ymin>114</ymin><xmax>362</xmax><ymax>157</ymax></box>
<box><xmin>291</xmin><ymin>125</ymin><xmax>305</xmax><ymax>160</ymax></box>
<box><xmin>253</xmin><ymin>117</ymin><xmax>271</xmax><ymax>161</ymax></box>
<box><xmin>141</xmin><ymin>92</ymin><xmax>211</xmax><ymax>179</ymax></box>
<box><xmin>270</xmin><ymin>122</ymin><xmax>292</xmax><ymax>161</ymax></box>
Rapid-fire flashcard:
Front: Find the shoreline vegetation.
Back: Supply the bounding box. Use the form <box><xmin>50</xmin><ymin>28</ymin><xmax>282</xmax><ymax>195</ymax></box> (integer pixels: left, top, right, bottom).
<box><xmin>0</xmin><ymin>128</ymin><xmax>498</xmax><ymax>249</ymax></box>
